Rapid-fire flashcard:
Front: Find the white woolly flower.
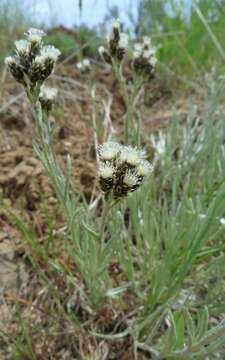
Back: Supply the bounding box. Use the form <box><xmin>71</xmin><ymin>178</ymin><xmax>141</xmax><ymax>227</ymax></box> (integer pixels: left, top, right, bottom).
<box><xmin>137</xmin><ymin>160</ymin><xmax>153</xmax><ymax>177</ymax></box>
<box><xmin>118</xmin><ymin>33</ymin><xmax>129</xmax><ymax>49</ymax></box>
<box><xmin>134</xmin><ymin>43</ymin><xmax>144</xmax><ymax>52</ymax></box>
<box><xmin>120</xmin><ymin>146</ymin><xmax>145</xmax><ymax>166</ymax></box>
<box><xmin>40</xmin><ymin>45</ymin><xmax>61</xmax><ymax>61</ymax></box>
<box><xmin>143</xmin><ymin>36</ymin><xmax>151</xmax><ymax>46</ymax></box>
<box><xmin>40</xmin><ymin>85</ymin><xmax>58</xmax><ymax>101</ymax></box>
<box><xmin>133</xmin><ymin>51</ymin><xmax>141</xmax><ymax>59</ymax></box>
<box><xmin>77</xmin><ymin>58</ymin><xmax>90</xmax><ymax>71</ymax></box>
<box><xmin>98</xmin><ymin>141</ymin><xmax>120</xmax><ymax>161</ymax></box>
<box><xmin>123</xmin><ymin>171</ymin><xmax>138</xmax><ymax>187</ymax></box>
<box><xmin>5</xmin><ymin>56</ymin><xmax>16</xmax><ymax>66</ymax></box>
<box><xmin>34</xmin><ymin>54</ymin><xmax>46</xmax><ymax>65</ymax></box>
<box><xmin>26</xmin><ymin>28</ymin><xmax>45</xmax><ymax>42</ymax></box>
<box><xmin>149</xmin><ymin>55</ymin><xmax>157</xmax><ymax>67</ymax></box>
<box><xmin>76</xmin><ymin>62</ymin><xmax>83</xmax><ymax>70</ymax></box>
<box><xmin>112</xmin><ymin>18</ymin><xmax>120</xmax><ymax>30</ymax></box>
<box><xmin>151</xmin><ymin>131</ymin><xmax>166</xmax><ymax>156</ymax></box>
<box><xmin>83</xmin><ymin>58</ymin><xmax>90</xmax><ymax>67</ymax></box>
<box><xmin>99</xmin><ymin>162</ymin><xmax>115</xmax><ymax>179</ymax></box>
<box><xmin>220</xmin><ymin>218</ymin><xmax>225</xmax><ymax>226</ymax></box>
<box><xmin>98</xmin><ymin>46</ymin><xmax>106</xmax><ymax>56</ymax></box>
<box><xmin>142</xmin><ymin>49</ymin><xmax>153</xmax><ymax>59</ymax></box>
<box><xmin>15</xmin><ymin>40</ymin><xmax>30</xmax><ymax>54</ymax></box>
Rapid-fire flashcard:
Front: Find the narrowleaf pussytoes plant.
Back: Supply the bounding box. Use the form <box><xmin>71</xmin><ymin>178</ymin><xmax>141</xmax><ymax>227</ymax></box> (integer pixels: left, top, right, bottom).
<box><xmin>3</xmin><ymin>22</ymin><xmax>225</xmax><ymax>359</ymax></box>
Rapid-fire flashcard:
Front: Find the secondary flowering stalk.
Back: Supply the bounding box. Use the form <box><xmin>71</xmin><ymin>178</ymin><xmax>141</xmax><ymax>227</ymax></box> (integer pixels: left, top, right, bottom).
<box><xmin>5</xmin><ymin>29</ymin><xmax>73</xmax><ymax>216</ymax></box>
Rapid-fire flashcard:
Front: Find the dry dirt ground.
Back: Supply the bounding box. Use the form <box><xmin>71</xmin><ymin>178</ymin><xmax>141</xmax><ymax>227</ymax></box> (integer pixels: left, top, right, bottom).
<box><xmin>0</xmin><ymin>64</ymin><xmax>191</xmax><ymax>359</ymax></box>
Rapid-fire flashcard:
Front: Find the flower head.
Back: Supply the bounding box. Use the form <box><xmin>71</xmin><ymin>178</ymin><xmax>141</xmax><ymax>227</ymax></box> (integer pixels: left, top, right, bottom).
<box><xmin>118</xmin><ymin>33</ymin><xmax>129</xmax><ymax>49</ymax></box>
<box><xmin>120</xmin><ymin>146</ymin><xmax>145</xmax><ymax>166</ymax></box>
<box><xmin>15</xmin><ymin>40</ymin><xmax>30</xmax><ymax>55</ymax></box>
<box><xmin>98</xmin><ymin>18</ymin><xmax>129</xmax><ymax>64</ymax></box>
<box><xmin>40</xmin><ymin>45</ymin><xmax>61</xmax><ymax>62</ymax></box>
<box><xmin>40</xmin><ymin>85</ymin><xmax>58</xmax><ymax>101</ymax></box>
<box><xmin>5</xmin><ymin>28</ymin><xmax>60</xmax><ymax>87</ymax></box>
<box><xmin>39</xmin><ymin>85</ymin><xmax>58</xmax><ymax>112</ymax></box>
<box><xmin>134</xmin><ymin>43</ymin><xmax>144</xmax><ymax>52</ymax></box>
<box><xmin>97</xmin><ymin>142</ymin><xmax>153</xmax><ymax>198</ymax></box>
<box><xmin>5</xmin><ymin>56</ymin><xmax>16</xmax><ymax>66</ymax></box>
<box><xmin>99</xmin><ymin>162</ymin><xmax>115</xmax><ymax>179</ymax></box>
<box><xmin>98</xmin><ymin>141</ymin><xmax>121</xmax><ymax>161</ymax></box>
<box><xmin>123</xmin><ymin>170</ymin><xmax>139</xmax><ymax>188</ymax></box>
<box><xmin>143</xmin><ymin>36</ymin><xmax>151</xmax><ymax>47</ymax></box>
<box><xmin>26</xmin><ymin>28</ymin><xmax>46</xmax><ymax>42</ymax></box>
<box><xmin>133</xmin><ymin>37</ymin><xmax>157</xmax><ymax>77</ymax></box>
<box><xmin>112</xmin><ymin>18</ymin><xmax>120</xmax><ymax>30</ymax></box>
<box><xmin>76</xmin><ymin>58</ymin><xmax>91</xmax><ymax>73</ymax></box>
<box><xmin>137</xmin><ymin>160</ymin><xmax>153</xmax><ymax>177</ymax></box>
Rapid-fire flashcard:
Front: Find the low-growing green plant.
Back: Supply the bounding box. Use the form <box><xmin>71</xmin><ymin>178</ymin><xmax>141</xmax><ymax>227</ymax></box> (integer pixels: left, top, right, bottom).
<box><xmin>2</xmin><ymin>21</ymin><xmax>225</xmax><ymax>359</ymax></box>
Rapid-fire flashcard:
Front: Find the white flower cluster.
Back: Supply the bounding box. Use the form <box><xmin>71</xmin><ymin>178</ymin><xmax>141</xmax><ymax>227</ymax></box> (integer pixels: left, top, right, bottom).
<box><xmin>5</xmin><ymin>28</ymin><xmax>61</xmax><ymax>87</ymax></box>
<box><xmin>39</xmin><ymin>85</ymin><xmax>58</xmax><ymax>112</ymax></box>
<box><xmin>133</xmin><ymin>36</ymin><xmax>157</xmax><ymax>76</ymax></box>
<box><xmin>98</xmin><ymin>141</ymin><xmax>153</xmax><ymax>197</ymax></box>
<box><xmin>98</xmin><ymin>19</ymin><xmax>129</xmax><ymax>64</ymax></box>
<box><xmin>76</xmin><ymin>58</ymin><xmax>91</xmax><ymax>73</ymax></box>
